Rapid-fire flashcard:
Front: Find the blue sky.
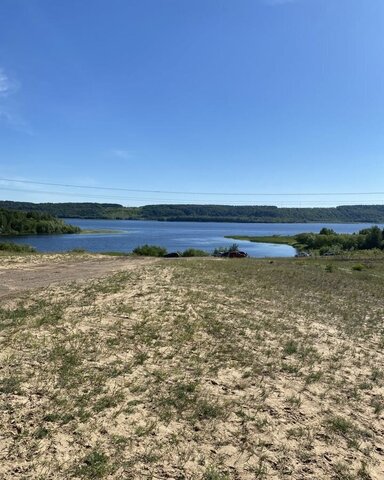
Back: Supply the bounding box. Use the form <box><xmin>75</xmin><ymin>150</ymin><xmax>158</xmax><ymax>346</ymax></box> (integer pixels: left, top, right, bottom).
<box><xmin>0</xmin><ymin>0</ymin><xmax>383</xmax><ymax>207</ymax></box>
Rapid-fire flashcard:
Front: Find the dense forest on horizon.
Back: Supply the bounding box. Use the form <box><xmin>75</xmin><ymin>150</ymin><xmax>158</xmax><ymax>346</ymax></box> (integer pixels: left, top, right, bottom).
<box><xmin>1</xmin><ymin>201</ymin><xmax>384</xmax><ymax>223</ymax></box>
<box><xmin>0</xmin><ymin>208</ymin><xmax>81</xmax><ymax>235</ymax></box>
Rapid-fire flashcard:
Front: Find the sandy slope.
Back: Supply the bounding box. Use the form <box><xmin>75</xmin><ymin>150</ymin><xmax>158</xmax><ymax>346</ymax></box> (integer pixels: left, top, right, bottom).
<box><xmin>0</xmin><ymin>255</ymin><xmax>383</xmax><ymax>479</ymax></box>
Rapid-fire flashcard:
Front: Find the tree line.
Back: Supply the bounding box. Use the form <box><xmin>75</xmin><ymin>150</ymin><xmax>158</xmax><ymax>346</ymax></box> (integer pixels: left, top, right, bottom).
<box><xmin>0</xmin><ymin>208</ymin><xmax>81</xmax><ymax>235</ymax></box>
<box><xmin>1</xmin><ymin>201</ymin><xmax>384</xmax><ymax>223</ymax></box>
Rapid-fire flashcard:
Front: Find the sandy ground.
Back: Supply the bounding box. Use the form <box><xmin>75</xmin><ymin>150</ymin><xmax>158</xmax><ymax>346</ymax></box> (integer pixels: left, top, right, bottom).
<box><xmin>0</xmin><ymin>254</ymin><xmax>383</xmax><ymax>479</ymax></box>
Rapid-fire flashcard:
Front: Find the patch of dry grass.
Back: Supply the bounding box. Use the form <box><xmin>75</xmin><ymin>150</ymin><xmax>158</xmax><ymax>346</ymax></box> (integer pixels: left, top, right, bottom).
<box><xmin>0</xmin><ymin>256</ymin><xmax>384</xmax><ymax>479</ymax></box>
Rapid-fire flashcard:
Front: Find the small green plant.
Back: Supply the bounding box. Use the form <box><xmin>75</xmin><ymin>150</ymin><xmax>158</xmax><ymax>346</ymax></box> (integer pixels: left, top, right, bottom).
<box><xmin>132</xmin><ymin>244</ymin><xmax>167</xmax><ymax>256</ymax></box>
<box><xmin>93</xmin><ymin>393</ymin><xmax>124</xmax><ymax>413</ymax></box>
<box><xmin>325</xmin><ymin>264</ymin><xmax>334</xmax><ymax>272</ymax></box>
<box><xmin>371</xmin><ymin>368</ymin><xmax>384</xmax><ymax>383</ymax></box>
<box><xmin>203</xmin><ymin>466</ymin><xmax>230</xmax><ymax>480</ymax></box>
<box><xmin>352</xmin><ymin>263</ymin><xmax>365</xmax><ymax>271</ymax></box>
<box><xmin>75</xmin><ymin>450</ymin><xmax>109</xmax><ymax>479</ymax></box>
<box><xmin>326</xmin><ymin>415</ymin><xmax>354</xmax><ymax>437</ymax></box>
<box><xmin>305</xmin><ymin>370</ymin><xmax>323</xmax><ymax>384</ymax></box>
<box><xmin>371</xmin><ymin>397</ymin><xmax>384</xmax><ymax>416</ymax></box>
<box><xmin>0</xmin><ymin>375</ymin><xmax>22</xmax><ymax>394</ymax></box>
<box><xmin>287</xmin><ymin>394</ymin><xmax>301</xmax><ymax>407</ymax></box>
<box><xmin>283</xmin><ymin>339</ymin><xmax>298</xmax><ymax>355</ymax></box>
<box><xmin>194</xmin><ymin>399</ymin><xmax>222</xmax><ymax>419</ymax></box>
<box><xmin>34</xmin><ymin>426</ymin><xmax>49</xmax><ymax>439</ymax></box>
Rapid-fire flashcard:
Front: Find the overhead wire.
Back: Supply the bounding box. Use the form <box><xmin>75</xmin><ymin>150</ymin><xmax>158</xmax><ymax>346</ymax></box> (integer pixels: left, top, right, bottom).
<box><xmin>1</xmin><ymin>186</ymin><xmax>384</xmax><ymax>207</ymax></box>
<box><xmin>1</xmin><ymin>177</ymin><xmax>384</xmax><ymax>197</ymax></box>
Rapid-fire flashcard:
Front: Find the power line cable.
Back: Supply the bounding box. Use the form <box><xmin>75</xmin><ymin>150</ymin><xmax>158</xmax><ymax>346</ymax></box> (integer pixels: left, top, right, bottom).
<box><xmin>2</xmin><ymin>177</ymin><xmax>384</xmax><ymax>197</ymax></box>
<box><xmin>1</xmin><ymin>186</ymin><xmax>384</xmax><ymax>206</ymax></box>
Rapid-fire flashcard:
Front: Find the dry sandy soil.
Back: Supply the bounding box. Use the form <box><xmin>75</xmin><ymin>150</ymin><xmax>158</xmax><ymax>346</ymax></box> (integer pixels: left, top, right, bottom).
<box><xmin>0</xmin><ymin>253</ymin><xmax>383</xmax><ymax>479</ymax></box>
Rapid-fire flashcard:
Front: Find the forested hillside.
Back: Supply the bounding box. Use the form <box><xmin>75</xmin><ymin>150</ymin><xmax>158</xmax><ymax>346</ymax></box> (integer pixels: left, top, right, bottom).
<box><xmin>0</xmin><ymin>208</ymin><xmax>81</xmax><ymax>235</ymax></box>
<box><xmin>0</xmin><ymin>201</ymin><xmax>139</xmax><ymax>220</ymax></box>
<box><xmin>1</xmin><ymin>201</ymin><xmax>384</xmax><ymax>223</ymax></box>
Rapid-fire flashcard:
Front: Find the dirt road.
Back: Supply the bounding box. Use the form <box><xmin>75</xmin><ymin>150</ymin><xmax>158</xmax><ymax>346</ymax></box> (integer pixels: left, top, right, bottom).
<box><xmin>0</xmin><ymin>254</ymin><xmax>157</xmax><ymax>298</ymax></box>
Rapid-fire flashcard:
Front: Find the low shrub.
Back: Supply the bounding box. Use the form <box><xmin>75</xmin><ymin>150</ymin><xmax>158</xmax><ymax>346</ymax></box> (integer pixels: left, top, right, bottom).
<box><xmin>182</xmin><ymin>248</ymin><xmax>209</xmax><ymax>257</ymax></box>
<box><xmin>0</xmin><ymin>242</ymin><xmax>36</xmax><ymax>253</ymax></box>
<box><xmin>132</xmin><ymin>244</ymin><xmax>167</xmax><ymax>257</ymax></box>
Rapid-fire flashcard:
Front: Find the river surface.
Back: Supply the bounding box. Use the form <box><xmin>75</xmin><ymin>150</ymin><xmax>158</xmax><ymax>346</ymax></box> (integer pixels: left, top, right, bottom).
<box><xmin>6</xmin><ymin>220</ymin><xmax>384</xmax><ymax>257</ymax></box>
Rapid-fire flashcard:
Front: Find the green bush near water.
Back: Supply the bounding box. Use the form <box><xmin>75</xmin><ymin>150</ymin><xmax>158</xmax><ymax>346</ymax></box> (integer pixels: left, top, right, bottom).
<box><xmin>132</xmin><ymin>245</ymin><xmax>209</xmax><ymax>257</ymax></box>
<box><xmin>0</xmin><ymin>242</ymin><xmax>36</xmax><ymax>253</ymax></box>
<box><xmin>182</xmin><ymin>248</ymin><xmax>208</xmax><ymax>257</ymax></box>
<box><xmin>295</xmin><ymin>226</ymin><xmax>384</xmax><ymax>253</ymax></box>
<box><xmin>132</xmin><ymin>244</ymin><xmax>167</xmax><ymax>257</ymax></box>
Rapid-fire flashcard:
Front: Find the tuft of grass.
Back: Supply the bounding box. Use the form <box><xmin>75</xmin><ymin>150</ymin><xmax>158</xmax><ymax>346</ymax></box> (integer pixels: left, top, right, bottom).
<box><xmin>93</xmin><ymin>393</ymin><xmax>124</xmax><ymax>413</ymax></box>
<box><xmin>283</xmin><ymin>339</ymin><xmax>298</xmax><ymax>356</ymax></box>
<box><xmin>352</xmin><ymin>263</ymin><xmax>365</xmax><ymax>271</ymax></box>
<box><xmin>371</xmin><ymin>397</ymin><xmax>384</xmax><ymax>416</ymax></box>
<box><xmin>203</xmin><ymin>466</ymin><xmax>230</xmax><ymax>480</ymax></box>
<box><xmin>50</xmin><ymin>344</ymin><xmax>82</xmax><ymax>387</ymax></box>
<box><xmin>194</xmin><ymin>399</ymin><xmax>223</xmax><ymax>420</ymax></box>
<box><xmin>0</xmin><ymin>375</ymin><xmax>23</xmax><ymax>394</ymax></box>
<box><xmin>325</xmin><ymin>415</ymin><xmax>355</xmax><ymax>437</ymax></box>
<box><xmin>75</xmin><ymin>450</ymin><xmax>110</xmax><ymax>479</ymax></box>
<box><xmin>34</xmin><ymin>426</ymin><xmax>49</xmax><ymax>439</ymax></box>
<box><xmin>305</xmin><ymin>370</ymin><xmax>323</xmax><ymax>384</ymax></box>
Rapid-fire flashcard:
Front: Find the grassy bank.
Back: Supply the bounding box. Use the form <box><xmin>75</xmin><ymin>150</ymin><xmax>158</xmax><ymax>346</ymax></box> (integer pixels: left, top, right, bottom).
<box><xmin>226</xmin><ymin>234</ymin><xmax>298</xmax><ymax>246</ymax></box>
<box><xmin>1</xmin><ymin>254</ymin><xmax>383</xmax><ymax>479</ymax></box>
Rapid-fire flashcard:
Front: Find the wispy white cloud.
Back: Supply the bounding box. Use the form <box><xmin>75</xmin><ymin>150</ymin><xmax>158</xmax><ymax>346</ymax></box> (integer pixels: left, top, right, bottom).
<box><xmin>0</xmin><ymin>68</ymin><xmax>32</xmax><ymax>134</ymax></box>
<box><xmin>0</xmin><ymin>69</ymin><xmax>18</xmax><ymax>97</ymax></box>
<box><xmin>0</xmin><ymin>107</ymin><xmax>33</xmax><ymax>135</ymax></box>
<box><xmin>109</xmin><ymin>149</ymin><xmax>132</xmax><ymax>160</ymax></box>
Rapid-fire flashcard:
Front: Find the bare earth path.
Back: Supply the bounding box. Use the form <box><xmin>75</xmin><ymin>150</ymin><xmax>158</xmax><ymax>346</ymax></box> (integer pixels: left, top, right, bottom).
<box><xmin>0</xmin><ymin>254</ymin><xmax>157</xmax><ymax>298</ymax></box>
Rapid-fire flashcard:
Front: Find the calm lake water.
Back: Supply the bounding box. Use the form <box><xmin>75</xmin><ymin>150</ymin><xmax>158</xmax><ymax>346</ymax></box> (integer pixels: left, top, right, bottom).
<box><xmin>6</xmin><ymin>220</ymin><xmax>384</xmax><ymax>258</ymax></box>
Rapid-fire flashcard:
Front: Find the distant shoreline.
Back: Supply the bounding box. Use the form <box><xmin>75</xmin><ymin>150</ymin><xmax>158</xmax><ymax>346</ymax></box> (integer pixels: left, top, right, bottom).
<box><xmin>2</xmin><ymin>201</ymin><xmax>384</xmax><ymax>224</ymax></box>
